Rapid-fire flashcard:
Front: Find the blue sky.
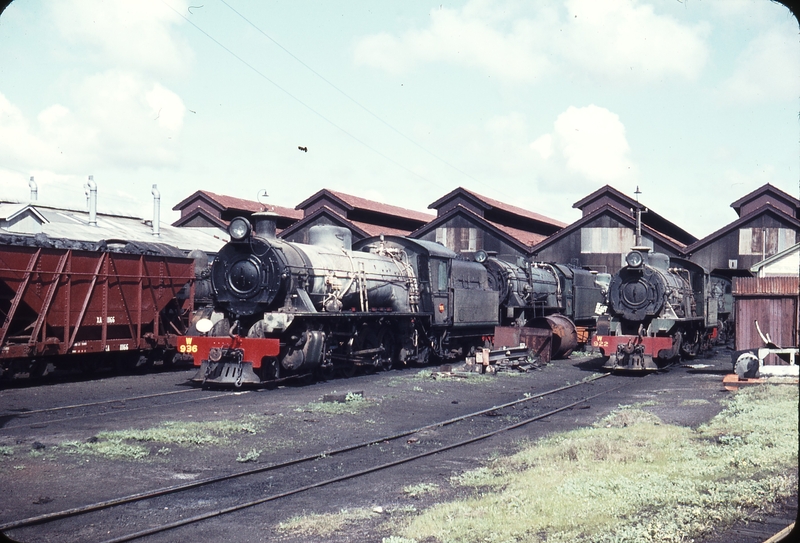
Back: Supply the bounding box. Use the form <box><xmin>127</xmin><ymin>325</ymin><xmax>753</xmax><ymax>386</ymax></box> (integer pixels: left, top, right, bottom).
<box><xmin>0</xmin><ymin>0</ymin><xmax>798</xmax><ymax>238</ymax></box>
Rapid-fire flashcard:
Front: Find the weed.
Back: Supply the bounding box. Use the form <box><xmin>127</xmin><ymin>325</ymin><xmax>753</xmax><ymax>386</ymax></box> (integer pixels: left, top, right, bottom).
<box><xmin>403</xmin><ymin>483</ymin><xmax>439</xmax><ymax>498</ymax></box>
<box><xmin>397</xmin><ymin>384</ymin><xmax>797</xmax><ymax>543</ymax></box>
<box><xmin>681</xmin><ymin>398</ymin><xmax>711</xmax><ymax>406</ymax></box>
<box><xmin>277</xmin><ymin>508</ymin><xmax>373</xmax><ymax>536</ymax></box>
<box><xmin>58</xmin><ymin>414</ymin><xmax>265</xmax><ymax>461</ymax></box>
<box><xmin>236</xmin><ymin>448</ymin><xmax>262</xmax><ymax>463</ymax></box>
<box><xmin>299</xmin><ymin>392</ymin><xmax>370</xmax><ymax>415</ymax></box>
<box><xmin>0</xmin><ymin>446</ymin><xmax>13</xmax><ymax>457</ymax></box>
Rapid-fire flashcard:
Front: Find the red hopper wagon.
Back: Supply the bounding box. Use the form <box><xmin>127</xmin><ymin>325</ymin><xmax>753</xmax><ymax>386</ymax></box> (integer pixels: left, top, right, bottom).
<box><xmin>0</xmin><ymin>240</ymin><xmax>195</xmax><ymax>379</ymax></box>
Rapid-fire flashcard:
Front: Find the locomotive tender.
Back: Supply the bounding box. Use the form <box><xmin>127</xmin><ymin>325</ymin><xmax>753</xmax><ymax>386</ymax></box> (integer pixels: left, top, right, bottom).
<box><xmin>592</xmin><ymin>247</ymin><xmax>730</xmax><ymax>371</ymax></box>
<box><xmin>184</xmin><ymin>212</ymin><xmax>608</xmax><ymax>386</ymax></box>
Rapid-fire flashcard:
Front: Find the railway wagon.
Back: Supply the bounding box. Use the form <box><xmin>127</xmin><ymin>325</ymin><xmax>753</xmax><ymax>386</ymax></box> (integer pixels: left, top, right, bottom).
<box><xmin>0</xmin><ymin>235</ymin><xmax>196</xmax><ymax>379</ymax></box>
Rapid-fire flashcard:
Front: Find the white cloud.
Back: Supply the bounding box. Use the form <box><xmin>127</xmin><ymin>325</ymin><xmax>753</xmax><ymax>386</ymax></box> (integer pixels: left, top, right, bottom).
<box><xmin>0</xmin><ymin>72</ymin><xmax>186</xmax><ymax>173</ymax></box>
<box><xmin>530</xmin><ymin>134</ymin><xmax>553</xmax><ymax>160</ymax></box>
<box><xmin>532</xmin><ymin>105</ymin><xmax>636</xmax><ymax>184</ymax></box>
<box><xmin>51</xmin><ymin>0</ymin><xmax>192</xmax><ymax>76</ymax></box>
<box><xmin>558</xmin><ymin>0</ymin><xmax>709</xmax><ymax>82</ymax></box>
<box><xmin>353</xmin><ymin>0</ymin><xmax>709</xmax><ymax>85</ymax></box>
<box><xmin>0</xmin><ymin>94</ymin><xmax>59</xmax><ymax>166</ymax></box>
<box><xmin>354</xmin><ymin>1</ymin><xmax>553</xmax><ymax>81</ymax></box>
<box><xmin>720</xmin><ymin>28</ymin><xmax>800</xmax><ymax>103</ymax></box>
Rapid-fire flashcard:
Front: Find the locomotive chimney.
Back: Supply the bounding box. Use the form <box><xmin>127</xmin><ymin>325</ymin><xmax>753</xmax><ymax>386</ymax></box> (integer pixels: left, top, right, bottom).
<box><xmin>28</xmin><ymin>176</ymin><xmax>38</xmax><ymax>200</ymax></box>
<box><xmin>151</xmin><ymin>184</ymin><xmax>161</xmax><ymax>236</ymax></box>
<box><xmin>252</xmin><ymin>211</ymin><xmax>277</xmax><ymax>239</ymax></box>
<box><xmin>86</xmin><ymin>175</ymin><xmax>97</xmax><ymax>226</ymax></box>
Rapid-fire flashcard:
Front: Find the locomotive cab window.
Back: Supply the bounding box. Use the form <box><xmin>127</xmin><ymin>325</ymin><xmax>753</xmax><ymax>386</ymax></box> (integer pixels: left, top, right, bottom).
<box><xmin>433</xmin><ymin>259</ymin><xmax>449</xmax><ymax>292</ymax></box>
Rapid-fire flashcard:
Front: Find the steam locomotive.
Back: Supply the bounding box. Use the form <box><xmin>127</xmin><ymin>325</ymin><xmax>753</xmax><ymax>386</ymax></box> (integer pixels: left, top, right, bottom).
<box><xmin>182</xmin><ymin>212</ymin><xmax>608</xmax><ymax>386</ymax></box>
<box><xmin>592</xmin><ymin>247</ymin><xmax>731</xmax><ymax>371</ymax></box>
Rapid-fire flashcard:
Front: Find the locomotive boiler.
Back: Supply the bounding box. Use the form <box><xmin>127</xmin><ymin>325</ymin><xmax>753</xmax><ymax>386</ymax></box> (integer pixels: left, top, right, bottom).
<box><xmin>183</xmin><ymin>212</ymin><xmax>608</xmax><ymax>386</ymax></box>
<box><xmin>592</xmin><ymin>248</ymin><xmax>722</xmax><ymax>371</ymax></box>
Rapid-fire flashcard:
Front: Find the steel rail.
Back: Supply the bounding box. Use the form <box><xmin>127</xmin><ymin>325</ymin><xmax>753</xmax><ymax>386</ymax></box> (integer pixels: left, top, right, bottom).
<box><xmin>0</xmin><ymin>373</ymin><xmax>611</xmax><ymax>533</ymax></box>
<box><xmin>2</xmin><ymin>388</ymin><xmax>200</xmax><ymax>417</ymax></box>
<box><xmin>100</xmin><ymin>387</ymin><xmax>619</xmax><ymax>543</ymax></box>
<box><xmin>0</xmin><ymin>390</ymin><xmax>242</xmax><ymax>432</ymax></box>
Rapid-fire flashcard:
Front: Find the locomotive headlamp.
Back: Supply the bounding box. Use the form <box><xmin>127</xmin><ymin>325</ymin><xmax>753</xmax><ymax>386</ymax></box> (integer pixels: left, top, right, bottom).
<box><xmin>626</xmin><ymin>251</ymin><xmax>644</xmax><ymax>268</ymax></box>
<box><xmin>229</xmin><ymin>217</ymin><xmax>251</xmax><ymax>241</ymax></box>
<box><xmin>474</xmin><ymin>250</ymin><xmax>488</xmax><ymax>263</ymax></box>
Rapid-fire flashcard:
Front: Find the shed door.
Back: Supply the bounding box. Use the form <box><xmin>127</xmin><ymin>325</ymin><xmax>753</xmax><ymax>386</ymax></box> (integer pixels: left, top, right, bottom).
<box><xmin>736</xmin><ymin>296</ymin><xmax>798</xmax><ymax>364</ymax></box>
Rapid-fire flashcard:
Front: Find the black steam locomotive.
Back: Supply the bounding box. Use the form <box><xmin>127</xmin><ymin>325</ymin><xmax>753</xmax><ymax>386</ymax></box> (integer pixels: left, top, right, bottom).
<box><xmin>592</xmin><ymin>248</ymin><xmax>731</xmax><ymax>371</ymax></box>
<box><xmin>182</xmin><ymin>212</ymin><xmax>607</xmax><ymax>386</ymax></box>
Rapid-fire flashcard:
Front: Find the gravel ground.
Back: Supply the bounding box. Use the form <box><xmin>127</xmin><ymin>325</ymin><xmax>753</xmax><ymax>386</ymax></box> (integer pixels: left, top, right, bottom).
<box><xmin>0</xmin><ymin>348</ymin><xmax>796</xmax><ymax>542</ymax></box>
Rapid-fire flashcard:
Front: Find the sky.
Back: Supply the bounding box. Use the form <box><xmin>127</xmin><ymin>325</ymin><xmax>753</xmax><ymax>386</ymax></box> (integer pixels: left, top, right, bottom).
<box><xmin>0</xmin><ymin>0</ymin><xmax>798</xmax><ymax>239</ymax></box>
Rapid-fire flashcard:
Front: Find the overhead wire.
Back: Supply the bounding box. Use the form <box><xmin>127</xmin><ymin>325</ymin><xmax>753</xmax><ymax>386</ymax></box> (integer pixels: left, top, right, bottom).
<box><xmin>218</xmin><ymin>0</ymin><xmax>491</xmax><ymax>192</ymax></box>
<box><xmin>162</xmin><ymin>0</ymin><xmax>446</xmax><ymax>190</ymax></box>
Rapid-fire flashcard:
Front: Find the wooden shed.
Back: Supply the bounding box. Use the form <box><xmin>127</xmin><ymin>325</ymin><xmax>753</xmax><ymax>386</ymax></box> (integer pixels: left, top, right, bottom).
<box><xmin>733</xmin><ymin>276</ymin><xmax>799</xmax><ymax>364</ymax></box>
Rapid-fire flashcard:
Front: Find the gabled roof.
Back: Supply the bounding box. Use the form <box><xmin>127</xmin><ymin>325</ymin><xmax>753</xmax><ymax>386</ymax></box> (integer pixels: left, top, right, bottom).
<box><xmin>0</xmin><ymin>203</ymin><xmax>49</xmax><ymax>224</ymax></box>
<box><xmin>684</xmin><ymin>204</ymin><xmax>800</xmax><ymax>255</ymax></box>
<box><xmin>278</xmin><ymin>206</ymin><xmax>412</xmax><ymax>241</ymax></box>
<box><xmin>295</xmin><ymin>189</ymin><xmax>433</xmax><ymax>224</ymax></box>
<box><xmin>172</xmin><ymin>190</ymin><xmax>302</xmax><ymax>220</ymax></box>
<box><xmin>171</xmin><ymin>207</ymin><xmax>228</xmax><ymax>229</ymax></box>
<box><xmin>749</xmin><ymin>242</ymin><xmax>800</xmax><ymax>274</ymax></box>
<box><xmin>729</xmin><ymin>183</ymin><xmax>800</xmax><ymax>217</ymax></box>
<box><xmin>428</xmin><ymin>187</ymin><xmax>567</xmax><ymax>232</ymax></box>
<box><xmin>410</xmin><ymin>204</ymin><xmax>538</xmax><ymax>255</ymax></box>
<box><xmin>530</xmin><ymin>203</ymin><xmax>687</xmax><ymax>255</ymax></box>
<box><xmin>572</xmin><ymin>185</ymin><xmax>696</xmax><ymax>245</ymax></box>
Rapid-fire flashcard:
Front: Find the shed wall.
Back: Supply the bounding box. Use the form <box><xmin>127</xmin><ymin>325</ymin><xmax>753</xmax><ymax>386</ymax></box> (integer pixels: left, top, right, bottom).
<box><xmin>733</xmin><ymin>276</ymin><xmax>799</xmax><ymax>364</ymax></box>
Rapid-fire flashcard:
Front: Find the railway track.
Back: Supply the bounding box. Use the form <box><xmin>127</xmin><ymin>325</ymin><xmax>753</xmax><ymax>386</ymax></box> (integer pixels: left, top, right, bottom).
<box><xmin>0</xmin><ymin>387</ymin><xmax>245</xmax><ymax>433</ymax></box>
<box><xmin>2</xmin><ymin>374</ymin><xmax>619</xmax><ymax>542</ymax></box>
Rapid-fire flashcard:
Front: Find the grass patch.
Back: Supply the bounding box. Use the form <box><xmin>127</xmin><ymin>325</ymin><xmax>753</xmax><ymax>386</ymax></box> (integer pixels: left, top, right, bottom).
<box><xmin>0</xmin><ymin>446</ymin><xmax>13</xmax><ymax>458</ymax></box>
<box><xmin>393</xmin><ymin>384</ymin><xmax>797</xmax><ymax>543</ymax></box>
<box><xmin>236</xmin><ymin>448</ymin><xmax>262</xmax><ymax>463</ymax></box>
<box><xmin>59</xmin><ymin>414</ymin><xmax>264</xmax><ymax>461</ymax></box>
<box><xmin>681</xmin><ymin>398</ymin><xmax>711</xmax><ymax>406</ymax></box>
<box><xmin>403</xmin><ymin>483</ymin><xmax>439</xmax><ymax>498</ymax></box>
<box><xmin>298</xmin><ymin>392</ymin><xmax>370</xmax><ymax>415</ymax></box>
<box><xmin>277</xmin><ymin>508</ymin><xmax>374</xmax><ymax>537</ymax></box>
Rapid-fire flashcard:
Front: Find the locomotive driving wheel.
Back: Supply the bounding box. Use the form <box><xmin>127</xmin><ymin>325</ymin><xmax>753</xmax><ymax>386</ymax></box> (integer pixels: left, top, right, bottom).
<box><xmin>351</xmin><ymin>323</ymin><xmax>397</xmax><ymax>372</ymax></box>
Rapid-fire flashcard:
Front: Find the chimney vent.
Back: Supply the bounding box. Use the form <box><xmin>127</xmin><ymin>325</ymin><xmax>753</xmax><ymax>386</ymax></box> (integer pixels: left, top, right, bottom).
<box><xmin>86</xmin><ymin>175</ymin><xmax>97</xmax><ymax>226</ymax></box>
<box><xmin>28</xmin><ymin>176</ymin><xmax>38</xmax><ymax>201</ymax></box>
<box><xmin>151</xmin><ymin>184</ymin><xmax>161</xmax><ymax>236</ymax></box>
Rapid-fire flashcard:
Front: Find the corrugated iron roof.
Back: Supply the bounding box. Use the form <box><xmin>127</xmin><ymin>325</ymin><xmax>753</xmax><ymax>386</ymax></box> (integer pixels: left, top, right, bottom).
<box><xmin>0</xmin><ymin>202</ymin><xmax>227</xmax><ymax>254</ymax></box>
<box><xmin>733</xmin><ymin>276</ymin><xmax>800</xmax><ymax>296</ymax></box>
<box><xmin>460</xmin><ymin>188</ymin><xmax>568</xmax><ymax>228</ymax></box>
<box><xmin>173</xmin><ymin>190</ymin><xmax>303</xmax><ymax>219</ymax></box>
<box><xmin>295</xmin><ymin>189</ymin><xmax>434</xmax><ymax>224</ymax></box>
<box><xmin>427</xmin><ymin>187</ymin><xmax>567</xmax><ymax>229</ymax></box>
